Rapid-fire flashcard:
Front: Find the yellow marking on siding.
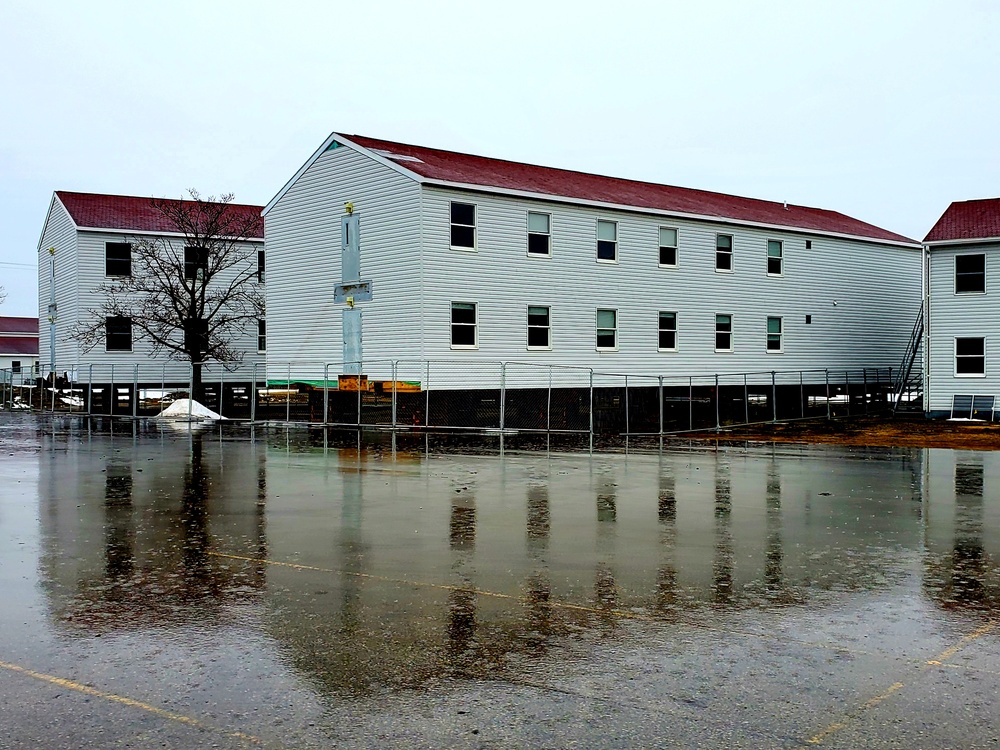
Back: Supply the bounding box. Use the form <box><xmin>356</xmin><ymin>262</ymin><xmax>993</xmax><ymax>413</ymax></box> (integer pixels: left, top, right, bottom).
<box><xmin>0</xmin><ymin>659</ymin><xmax>261</xmax><ymax>745</ymax></box>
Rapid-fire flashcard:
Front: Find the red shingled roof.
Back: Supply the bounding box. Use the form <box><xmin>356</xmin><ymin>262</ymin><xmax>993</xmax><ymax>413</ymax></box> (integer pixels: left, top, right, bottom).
<box><xmin>0</xmin><ymin>337</ymin><xmax>38</xmax><ymax>356</ymax></box>
<box><xmin>342</xmin><ymin>134</ymin><xmax>915</xmax><ymax>245</ymax></box>
<box><xmin>924</xmin><ymin>198</ymin><xmax>1000</xmax><ymax>243</ymax></box>
<box><xmin>55</xmin><ymin>192</ymin><xmax>264</xmax><ymax>238</ymax></box>
<box><xmin>0</xmin><ymin>317</ymin><xmax>38</xmax><ymax>335</ymax></box>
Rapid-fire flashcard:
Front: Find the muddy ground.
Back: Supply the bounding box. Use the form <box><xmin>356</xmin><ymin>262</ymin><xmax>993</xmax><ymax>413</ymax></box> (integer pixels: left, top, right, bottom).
<box><xmin>685</xmin><ymin>415</ymin><xmax>1000</xmax><ymax>450</ymax></box>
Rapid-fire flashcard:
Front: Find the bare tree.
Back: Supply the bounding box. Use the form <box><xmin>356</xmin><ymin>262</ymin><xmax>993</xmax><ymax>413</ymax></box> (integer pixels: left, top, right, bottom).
<box><xmin>72</xmin><ymin>190</ymin><xmax>264</xmax><ymax>400</ymax></box>
<box><xmin>0</xmin><ymin>286</ymin><xmax>6</xmax><ymax>305</ymax></box>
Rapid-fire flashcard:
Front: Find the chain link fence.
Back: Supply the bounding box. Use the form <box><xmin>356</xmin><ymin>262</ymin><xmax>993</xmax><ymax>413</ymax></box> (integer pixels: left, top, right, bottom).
<box><xmin>12</xmin><ymin>361</ymin><xmax>898</xmax><ymax>438</ymax></box>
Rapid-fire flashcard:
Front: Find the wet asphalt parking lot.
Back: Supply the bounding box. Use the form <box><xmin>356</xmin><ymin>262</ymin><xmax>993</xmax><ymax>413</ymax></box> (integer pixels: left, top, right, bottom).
<box><xmin>1</xmin><ymin>413</ymin><xmax>999</xmax><ymax>749</ymax></box>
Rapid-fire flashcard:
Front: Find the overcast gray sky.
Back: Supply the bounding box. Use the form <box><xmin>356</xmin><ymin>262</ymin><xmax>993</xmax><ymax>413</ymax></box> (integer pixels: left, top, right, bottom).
<box><xmin>1</xmin><ymin>0</ymin><xmax>997</xmax><ymax>317</ymax></box>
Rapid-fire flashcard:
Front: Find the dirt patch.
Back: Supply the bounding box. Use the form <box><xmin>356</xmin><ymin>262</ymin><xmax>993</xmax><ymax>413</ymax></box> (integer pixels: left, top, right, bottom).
<box><xmin>680</xmin><ymin>416</ymin><xmax>1000</xmax><ymax>451</ymax></box>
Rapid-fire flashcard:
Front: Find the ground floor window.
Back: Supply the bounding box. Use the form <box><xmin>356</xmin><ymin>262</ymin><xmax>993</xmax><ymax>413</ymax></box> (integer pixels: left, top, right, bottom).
<box><xmin>956</xmin><ymin>337</ymin><xmax>985</xmax><ymax>376</ymax></box>
<box><xmin>766</xmin><ymin>316</ymin><xmax>782</xmax><ymax>351</ymax></box>
<box><xmin>451</xmin><ymin>302</ymin><xmax>477</xmax><ymax>348</ymax></box>
<box><xmin>106</xmin><ymin>316</ymin><xmax>133</xmax><ymax>352</ymax></box>
<box><xmin>527</xmin><ymin>305</ymin><xmax>550</xmax><ymax>348</ymax></box>
<box><xmin>658</xmin><ymin>311</ymin><xmax>677</xmax><ymax>350</ymax></box>
<box><xmin>597</xmin><ymin>309</ymin><xmax>617</xmax><ymax>350</ymax></box>
<box><xmin>715</xmin><ymin>314</ymin><xmax>732</xmax><ymax>351</ymax></box>
<box><xmin>11</xmin><ymin>360</ymin><xmax>21</xmax><ymax>374</ymax></box>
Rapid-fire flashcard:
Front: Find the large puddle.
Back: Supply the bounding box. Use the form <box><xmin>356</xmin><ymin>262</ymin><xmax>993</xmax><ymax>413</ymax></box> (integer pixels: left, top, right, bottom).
<box><xmin>2</xmin><ymin>415</ymin><xmax>999</xmax><ymax>746</ymax></box>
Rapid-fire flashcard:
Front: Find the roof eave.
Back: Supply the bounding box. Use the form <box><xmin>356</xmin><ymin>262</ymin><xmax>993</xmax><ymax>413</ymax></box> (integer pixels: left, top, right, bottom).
<box><xmin>74</xmin><ymin>226</ymin><xmax>264</xmax><ymax>242</ymax></box>
<box><xmin>924</xmin><ymin>236</ymin><xmax>1000</xmax><ymax>247</ymax></box>
<box><xmin>420</xmin><ymin>178</ymin><xmax>920</xmax><ymax>248</ymax></box>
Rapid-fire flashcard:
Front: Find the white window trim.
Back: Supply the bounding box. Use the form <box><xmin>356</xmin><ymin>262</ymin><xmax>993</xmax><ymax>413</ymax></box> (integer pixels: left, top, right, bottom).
<box><xmin>527</xmin><ymin>211</ymin><xmax>552</xmax><ymax>258</ymax></box>
<box><xmin>450</xmin><ymin>201</ymin><xmax>477</xmax><ymax>252</ymax></box>
<box><xmin>715</xmin><ymin>234</ymin><xmax>734</xmax><ymax>274</ymax></box>
<box><xmin>450</xmin><ymin>301</ymin><xmax>479</xmax><ymax>350</ymax></box>
<box><xmin>715</xmin><ymin>313</ymin><xmax>733</xmax><ymax>353</ymax></box>
<box><xmin>257</xmin><ymin>320</ymin><xmax>266</xmax><ymax>354</ymax></box>
<box><xmin>767</xmin><ymin>239</ymin><xmax>784</xmax><ymax>277</ymax></box>
<box><xmin>596</xmin><ymin>219</ymin><xmax>619</xmax><ymax>264</ymax></box>
<box><xmin>766</xmin><ymin>316</ymin><xmax>783</xmax><ymax>353</ymax></box>
<box><xmin>955</xmin><ymin>336</ymin><xmax>986</xmax><ymax>378</ymax></box>
<box><xmin>658</xmin><ymin>226</ymin><xmax>679</xmax><ymax>268</ymax></box>
<box><xmin>596</xmin><ymin>308</ymin><xmax>618</xmax><ymax>351</ymax></box>
<box><xmin>526</xmin><ymin>305</ymin><xmax>551</xmax><ymax>350</ymax></box>
<box><xmin>657</xmin><ymin>311</ymin><xmax>678</xmax><ymax>352</ymax></box>
<box><xmin>954</xmin><ymin>253</ymin><xmax>986</xmax><ymax>295</ymax></box>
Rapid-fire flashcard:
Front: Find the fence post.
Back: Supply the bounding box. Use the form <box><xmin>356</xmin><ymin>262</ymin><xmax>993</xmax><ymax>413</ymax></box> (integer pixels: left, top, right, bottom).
<box><xmin>862</xmin><ymin>368</ymin><xmax>869</xmax><ymax>415</ymax></box>
<box><xmin>425</xmin><ymin>361</ymin><xmax>431</xmax><ymax>427</ymax></box>
<box><xmin>624</xmin><ymin>374</ymin><xmax>629</xmax><ymax>439</ymax></box>
<box><xmin>546</xmin><ymin>365</ymin><xmax>553</xmax><ymax>436</ymax></box>
<box><xmin>356</xmin><ymin>359</ymin><xmax>362</xmax><ymax>427</ymax></box>
<box><xmin>133</xmin><ymin>363</ymin><xmax>139</xmax><ymax>419</ymax></box>
<box><xmin>714</xmin><ymin>374</ymin><xmax>720</xmax><ymax>431</ymax></box>
<box><xmin>87</xmin><ymin>364</ymin><xmax>93</xmax><ymax>415</ymax></box>
<box><xmin>323</xmin><ymin>363</ymin><xmax>330</xmax><ymax>425</ymax></box>
<box><xmin>286</xmin><ymin>362</ymin><xmax>291</xmax><ymax>424</ymax></box>
<box><xmin>771</xmin><ymin>371</ymin><xmax>777</xmax><ymax>423</ymax></box>
<box><xmin>689</xmin><ymin>376</ymin><xmax>693</xmax><ymax>431</ymax></box>
<box><xmin>800</xmin><ymin>370</ymin><xmax>805</xmax><ymax>418</ymax></box>
<box><xmin>391</xmin><ymin>360</ymin><xmax>398</xmax><ymax>430</ymax></box>
<box><xmin>825</xmin><ymin>369</ymin><xmax>831</xmax><ymax>420</ymax></box>
<box><xmin>161</xmin><ymin>363</ymin><xmax>165</xmax><ymax>416</ymax></box>
<box><xmin>658</xmin><ymin>375</ymin><xmax>664</xmax><ymax>438</ymax></box>
<box><xmin>845</xmin><ymin>371</ymin><xmax>851</xmax><ymax>416</ymax></box>
<box><xmin>219</xmin><ymin>370</ymin><xmax>224</xmax><ymax>420</ymax></box>
<box><xmin>109</xmin><ymin>363</ymin><xmax>115</xmax><ymax>418</ymax></box>
<box><xmin>499</xmin><ymin>361</ymin><xmax>506</xmax><ymax>432</ymax></box>
<box><xmin>588</xmin><ymin>369</ymin><xmax>594</xmax><ymax>453</ymax></box>
<box><xmin>743</xmin><ymin>373</ymin><xmax>749</xmax><ymax>425</ymax></box>
<box><xmin>251</xmin><ymin>362</ymin><xmax>258</xmax><ymax>423</ymax></box>
<box><xmin>188</xmin><ymin>362</ymin><xmax>194</xmax><ymax>422</ymax></box>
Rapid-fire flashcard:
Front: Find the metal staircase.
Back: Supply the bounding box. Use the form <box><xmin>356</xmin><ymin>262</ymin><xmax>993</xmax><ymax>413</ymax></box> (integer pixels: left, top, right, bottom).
<box><xmin>892</xmin><ymin>303</ymin><xmax>924</xmax><ymax>413</ymax></box>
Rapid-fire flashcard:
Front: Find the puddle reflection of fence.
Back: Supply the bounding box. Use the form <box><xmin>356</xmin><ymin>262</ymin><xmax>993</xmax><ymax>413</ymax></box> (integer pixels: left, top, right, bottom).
<box><xmin>21</xmin><ymin>360</ymin><xmax>897</xmax><ymax>438</ymax></box>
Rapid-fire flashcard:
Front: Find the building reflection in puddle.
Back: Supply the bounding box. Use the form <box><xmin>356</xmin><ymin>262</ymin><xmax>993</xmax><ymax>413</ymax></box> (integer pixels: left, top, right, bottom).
<box><xmin>34</xmin><ymin>430</ymin><xmax>1000</xmax><ymax>699</ymax></box>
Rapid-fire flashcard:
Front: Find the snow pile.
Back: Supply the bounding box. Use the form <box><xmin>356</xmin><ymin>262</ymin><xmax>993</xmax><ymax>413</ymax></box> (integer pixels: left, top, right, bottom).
<box><xmin>156</xmin><ymin>399</ymin><xmax>227</xmax><ymax>421</ymax></box>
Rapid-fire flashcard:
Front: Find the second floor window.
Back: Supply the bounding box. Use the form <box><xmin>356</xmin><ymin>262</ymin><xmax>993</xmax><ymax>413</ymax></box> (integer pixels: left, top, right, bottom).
<box><xmin>450</xmin><ymin>202</ymin><xmax>476</xmax><ymax>250</ymax></box>
<box><xmin>716</xmin><ymin>235</ymin><xmax>733</xmax><ymax>271</ymax></box>
<box><xmin>105</xmin><ymin>242</ymin><xmax>132</xmax><ymax>276</ymax></box>
<box><xmin>184</xmin><ymin>246</ymin><xmax>208</xmax><ymax>280</ymax></box>
<box><xmin>257</xmin><ymin>250</ymin><xmax>265</xmax><ymax>283</ymax></box>
<box><xmin>767</xmin><ymin>240</ymin><xmax>783</xmax><ymax>276</ymax></box>
<box><xmin>956</xmin><ymin>254</ymin><xmax>985</xmax><ymax>294</ymax></box>
<box><xmin>527</xmin><ymin>212</ymin><xmax>551</xmax><ymax>255</ymax></box>
<box><xmin>597</xmin><ymin>220</ymin><xmax>617</xmax><ymax>262</ymax></box>
<box><xmin>659</xmin><ymin>227</ymin><xmax>678</xmax><ymax>266</ymax></box>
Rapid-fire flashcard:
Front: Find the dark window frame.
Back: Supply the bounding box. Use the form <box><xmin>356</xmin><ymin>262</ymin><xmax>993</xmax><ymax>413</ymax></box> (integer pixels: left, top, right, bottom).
<box><xmin>450</xmin><ymin>202</ymin><xmax>477</xmax><ymax>250</ymax></box>
<box><xmin>105</xmin><ymin>242</ymin><xmax>132</xmax><ymax>277</ymax></box>
<box><xmin>184</xmin><ymin>246</ymin><xmax>208</xmax><ymax>281</ymax></box>
<box><xmin>105</xmin><ymin>316</ymin><xmax>133</xmax><ymax>352</ymax></box>
<box><xmin>658</xmin><ymin>311</ymin><xmax>677</xmax><ymax>351</ymax></box>
<box><xmin>451</xmin><ymin>301</ymin><xmax>478</xmax><ymax>348</ymax></box>
<box><xmin>766</xmin><ymin>316</ymin><xmax>783</xmax><ymax>352</ymax></box>
<box><xmin>715</xmin><ymin>313</ymin><xmax>733</xmax><ymax>352</ymax></box>
<box><xmin>596</xmin><ymin>308</ymin><xmax>618</xmax><ymax>350</ymax></box>
<box><xmin>955</xmin><ymin>254</ymin><xmax>986</xmax><ymax>294</ymax></box>
<box><xmin>716</xmin><ymin>234</ymin><xmax>733</xmax><ymax>272</ymax></box>
<box><xmin>659</xmin><ymin>227</ymin><xmax>678</xmax><ymax>267</ymax></box>
<box><xmin>257</xmin><ymin>319</ymin><xmax>266</xmax><ymax>353</ymax></box>
<box><xmin>767</xmin><ymin>240</ymin><xmax>783</xmax><ymax>276</ymax></box>
<box><xmin>527</xmin><ymin>212</ymin><xmax>551</xmax><ymax>256</ymax></box>
<box><xmin>956</xmin><ymin>336</ymin><xmax>986</xmax><ymax>376</ymax></box>
<box><xmin>597</xmin><ymin>220</ymin><xmax>618</xmax><ymax>263</ymax></box>
<box><xmin>527</xmin><ymin>305</ymin><xmax>551</xmax><ymax>349</ymax></box>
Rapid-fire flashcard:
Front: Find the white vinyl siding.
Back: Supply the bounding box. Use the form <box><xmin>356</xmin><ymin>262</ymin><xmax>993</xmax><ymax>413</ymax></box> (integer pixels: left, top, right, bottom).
<box><xmin>264</xmin><ymin>145</ymin><xmax>423</xmax><ymax>377</ymax></box>
<box><xmin>37</xmin><ymin>197</ymin><xmax>80</xmax><ymax>368</ymax></box>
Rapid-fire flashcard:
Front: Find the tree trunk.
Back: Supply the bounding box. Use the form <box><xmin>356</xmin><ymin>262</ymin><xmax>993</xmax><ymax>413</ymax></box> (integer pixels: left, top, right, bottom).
<box><xmin>191</xmin><ymin>360</ymin><xmax>203</xmax><ymax>404</ymax></box>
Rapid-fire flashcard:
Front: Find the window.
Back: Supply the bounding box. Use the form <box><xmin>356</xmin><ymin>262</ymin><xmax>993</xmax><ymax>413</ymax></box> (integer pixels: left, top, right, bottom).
<box><xmin>105</xmin><ymin>242</ymin><xmax>131</xmax><ymax>276</ymax></box>
<box><xmin>105</xmin><ymin>316</ymin><xmax>132</xmax><ymax>352</ymax></box>
<box><xmin>805</xmin><ymin>240</ymin><xmax>812</xmax><ymax>250</ymax></box>
<box><xmin>257</xmin><ymin>320</ymin><xmax>266</xmax><ymax>353</ymax></box>
<box><xmin>715</xmin><ymin>314</ymin><xmax>733</xmax><ymax>351</ymax></box>
<box><xmin>955</xmin><ymin>254</ymin><xmax>985</xmax><ymax>294</ymax></box>
<box><xmin>527</xmin><ymin>212</ymin><xmax>550</xmax><ymax>256</ymax></box>
<box><xmin>451</xmin><ymin>302</ymin><xmax>477</xmax><ymax>348</ymax></box>
<box><xmin>658</xmin><ymin>311</ymin><xmax>677</xmax><ymax>350</ymax></box>
<box><xmin>257</xmin><ymin>250</ymin><xmax>265</xmax><ymax>283</ymax></box>
<box><xmin>956</xmin><ymin>337</ymin><xmax>985</xmax><ymax>376</ymax></box>
<box><xmin>766</xmin><ymin>316</ymin><xmax>782</xmax><ymax>351</ymax></box>
<box><xmin>11</xmin><ymin>361</ymin><xmax>21</xmax><ymax>374</ymax></box>
<box><xmin>184</xmin><ymin>246</ymin><xmax>208</xmax><ymax>280</ymax></box>
<box><xmin>767</xmin><ymin>240</ymin><xmax>783</xmax><ymax>276</ymax></box>
<box><xmin>659</xmin><ymin>227</ymin><xmax>678</xmax><ymax>266</ymax></box>
<box><xmin>450</xmin><ymin>202</ymin><xmax>476</xmax><ymax>250</ymax></box>
<box><xmin>596</xmin><ymin>309</ymin><xmax>617</xmax><ymax>350</ymax></box>
<box><xmin>527</xmin><ymin>305</ymin><xmax>550</xmax><ymax>348</ymax></box>
<box><xmin>597</xmin><ymin>220</ymin><xmax>617</xmax><ymax>262</ymax></box>
<box><xmin>716</xmin><ymin>234</ymin><xmax>733</xmax><ymax>271</ymax></box>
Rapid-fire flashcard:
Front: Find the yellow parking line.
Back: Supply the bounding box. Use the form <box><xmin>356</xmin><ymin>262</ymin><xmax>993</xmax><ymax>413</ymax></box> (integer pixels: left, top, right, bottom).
<box><xmin>0</xmin><ymin>659</ymin><xmax>262</xmax><ymax>745</ymax></box>
<box><xmin>804</xmin><ymin>619</ymin><xmax>997</xmax><ymax>745</ymax></box>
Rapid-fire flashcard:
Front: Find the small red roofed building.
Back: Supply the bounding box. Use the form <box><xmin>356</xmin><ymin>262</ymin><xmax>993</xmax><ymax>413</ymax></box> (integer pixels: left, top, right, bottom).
<box><xmin>923</xmin><ymin>198</ymin><xmax>1000</xmax><ymax>418</ymax></box>
<box><xmin>0</xmin><ymin>316</ymin><xmax>39</xmax><ymax>385</ymax></box>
